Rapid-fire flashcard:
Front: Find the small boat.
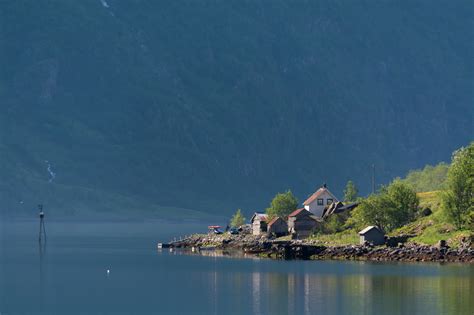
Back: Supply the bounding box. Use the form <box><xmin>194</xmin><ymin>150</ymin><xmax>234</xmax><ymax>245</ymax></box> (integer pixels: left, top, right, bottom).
<box><xmin>157</xmin><ymin>243</ymin><xmax>171</xmax><ymax>249</ymax></box>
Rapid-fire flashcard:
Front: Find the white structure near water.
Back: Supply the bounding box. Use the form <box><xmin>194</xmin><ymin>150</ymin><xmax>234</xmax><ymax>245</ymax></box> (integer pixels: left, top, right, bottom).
<box><xmin>303</xmin><ymin>184</ymin><xmax>339</xmax><ymax>218</ymax></box>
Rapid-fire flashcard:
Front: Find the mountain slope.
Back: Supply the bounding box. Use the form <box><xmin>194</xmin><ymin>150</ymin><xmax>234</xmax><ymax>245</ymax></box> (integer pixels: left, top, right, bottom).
<box><xmin>0</xmin><ymin>1</ymin><xmax>473</xmax><ymax>217</ymax></box>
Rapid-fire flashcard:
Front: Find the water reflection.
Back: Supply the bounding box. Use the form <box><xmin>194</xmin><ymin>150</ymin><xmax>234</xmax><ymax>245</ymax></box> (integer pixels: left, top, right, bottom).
<box><xmin>169</xmin><ymin>250</ymin><xmax>473</xmax><ymax>315</ymax></box>
<box><xmin>252</xmin><ymin>272</ymin><xmax>261</xmax><ymax>315</ymax></box>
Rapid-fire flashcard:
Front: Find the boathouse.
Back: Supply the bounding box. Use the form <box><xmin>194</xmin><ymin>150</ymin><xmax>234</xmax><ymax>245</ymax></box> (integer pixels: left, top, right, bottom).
<box><xmin>287</xmin><ymin>208</ymin><xmax>320</xmax><ymax>239</ymax></box>
<box><xmin>359</xmin><ymin>226</ymin><xmax>385</xmax><ymax>245</ymax></box>
<box><xmin>267</xmin><ymin>217</ymin><xmax>288</xmax><ymax>238</ymax></box>
<box><xmin>250</xmin><ymin>212</ymin><xmax>268</xmax><ymax>236</ymax></box>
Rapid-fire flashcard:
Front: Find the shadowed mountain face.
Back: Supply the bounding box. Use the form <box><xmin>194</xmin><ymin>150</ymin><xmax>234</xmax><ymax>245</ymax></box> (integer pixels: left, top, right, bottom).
<box><xmin>0</xmin><ymin>1</ymin><xmax>472</xmax><ymax>217</ymax></box>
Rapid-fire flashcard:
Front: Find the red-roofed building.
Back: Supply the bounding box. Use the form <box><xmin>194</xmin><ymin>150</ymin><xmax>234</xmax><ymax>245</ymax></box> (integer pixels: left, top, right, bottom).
<box><xmin>303</xmin><ymin>184</ymin><xmax>339</xmax><ymax>218</ymax></box>
<box><xmin>267</xmin><ymin>217</ymin><xmax>288</xmax><ymax>237</ymax></box>
<box><xmin>288</xmin><ymin>208</ymin><xmax>321</xmax><ymax>239</ymax></box>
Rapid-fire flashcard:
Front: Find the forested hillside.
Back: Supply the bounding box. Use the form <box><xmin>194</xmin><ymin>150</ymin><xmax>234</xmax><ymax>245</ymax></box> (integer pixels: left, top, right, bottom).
<box><xmin>0</xmin><ymin>1</ymin><xmax>472</xmax><ymax>217</ymax></box>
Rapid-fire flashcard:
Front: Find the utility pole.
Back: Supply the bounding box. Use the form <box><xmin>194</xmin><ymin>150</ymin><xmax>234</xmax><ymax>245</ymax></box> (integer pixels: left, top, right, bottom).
<box><xmin>38</xmin><ymin>204</ymin><xmax>46</xmax><ymax>243</ymax></box>
<box><xmin>371</xmin><ymin>164</ymin><xmax>375</xmax><ymax>194</ymax></box>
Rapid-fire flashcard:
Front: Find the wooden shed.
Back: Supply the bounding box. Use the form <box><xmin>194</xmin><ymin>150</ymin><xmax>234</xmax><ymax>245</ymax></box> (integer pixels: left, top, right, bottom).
<box><xmin>250</xmin><ymin>213</ymin><xmax>268</xmax><ymax>236</ymax></box>
<box><xmin>287</xmin><ymin>208</ymin><xmax>320</xmax><ymax>239</ymax></box>
<box><xmin>359</xmin><ymin>226</ymin><xmax>385</xmax><ymax>245</ymax></box>
<box><xmin>267</xmin><ymin>217</ymin><xmax>288</xmax><ymax>237</ymax></box>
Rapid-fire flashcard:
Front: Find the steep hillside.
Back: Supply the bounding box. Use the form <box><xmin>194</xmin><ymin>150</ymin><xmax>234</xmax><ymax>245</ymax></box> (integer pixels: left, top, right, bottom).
<box><xmin>0</xmin><ymin>1</ymin><xmax>473</xmax><ymax>217</ymax></box>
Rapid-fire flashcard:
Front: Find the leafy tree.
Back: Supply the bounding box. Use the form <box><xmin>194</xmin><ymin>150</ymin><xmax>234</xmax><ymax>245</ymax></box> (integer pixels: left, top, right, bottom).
<box><xmin>343</xmin><ymin>180</ymin><xmax>358</xmax><ymax>202</ymax></box>
<box><xmin>349</xmin><ymin>194</ymin><xmax>393</xmax><ymax>232</ymax></box>
<box><xmin>230</xmin><ymin>209</ymin><xmax>246</xmax><ymax>227</ymax></box>
<box><xmin>266</xmin><ymin>190</ymin><xmax>298</xmax><ymax>219</ymax></box>
<box><xmin>442</xmin><ymin>142</ymin><xmax>474</xmax><ymax>229</ymax></box>
<box><xmin>349</xmin><ymin>180</ymin><xmax>419</xmax><ymax>232</ymax></box>
<box><xmin>386</xmin><ymin>179</ymin><xmax>419</xmax><ymax>223</ymax></box>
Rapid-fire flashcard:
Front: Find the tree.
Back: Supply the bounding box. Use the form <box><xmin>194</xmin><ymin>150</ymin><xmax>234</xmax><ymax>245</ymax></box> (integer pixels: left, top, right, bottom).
<box><xmin>343</xmin><ymin>180</ymin><xmax>358</xmax><ymax>202</ymax></box>
<box><xmin>266</xmin><ymin>190</ymin><xmax>298</xmax><ymax>219</ymax></box>
<box><xmin>442</xmin><ymin>142</ymin><xmax>474</xmax><ymax>229</ymax></box>
<box><xmin>349</xmin><ymin>180</ymin><xmax>419</xmax><ymax>232</ymax></box>
<box><xmin>230</xmin><ymin>209</ymin><xmax>246</xmax><ymax>227</ymax></box>
<box><xmin>349</xmin><ymin>193</ymin><xmax>394</xmax><ymax>232</ymax></box>
<box><xmin>386</xmin><ymin>179</ymin><xmax>419</xmax><ymax>223</ymax></box>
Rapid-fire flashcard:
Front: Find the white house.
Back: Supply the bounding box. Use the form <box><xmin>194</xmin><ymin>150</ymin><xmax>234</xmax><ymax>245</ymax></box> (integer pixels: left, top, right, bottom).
<box><xmin>303</xmin><ymin>184</ymin><xmax>339</xmax><ymax>218</ymax></box>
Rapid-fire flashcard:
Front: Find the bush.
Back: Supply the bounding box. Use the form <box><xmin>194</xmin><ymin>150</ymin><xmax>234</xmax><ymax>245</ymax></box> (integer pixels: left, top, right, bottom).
<box><xmin>322</xmin><ymin>214</ymin><xmax>347</xmax><ymax>234</ymax></box>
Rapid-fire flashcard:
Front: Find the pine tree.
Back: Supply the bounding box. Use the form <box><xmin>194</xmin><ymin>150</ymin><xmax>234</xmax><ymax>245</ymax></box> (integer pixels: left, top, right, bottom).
<box><xmin>230</xmin><ymin>209</ymin><xmax>246</xmax><ymax>227</ymax></box>
<box><xmin>344</xmin><ymin>180</ymin><xmax>358</xmax><ymax>202</ymax></box>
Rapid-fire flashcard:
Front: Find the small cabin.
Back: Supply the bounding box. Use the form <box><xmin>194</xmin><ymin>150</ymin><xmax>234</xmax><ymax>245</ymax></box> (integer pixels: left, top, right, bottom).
<box><xmin>250</xmin><ymin>212</ymin><xmax>268</xmax><ymax>236</ymax></box>
<box><xmin>303</xmin><ymin>184</ymin><xmax>339</xmax><ymax>218</ymax></box>
<box><xmin>287</xmin><ymin>208</ymin><xmax>320</xmax><ymax>239</ymax></box>
<box><xmin>359</xmin><ymin>226</ymin><xmax>385</xmax><ymax>245</ymax></box>
<box><xmin>267</xmin><ymin>217</ymin><xmax>288</xmax><ymax>238</ymax></box>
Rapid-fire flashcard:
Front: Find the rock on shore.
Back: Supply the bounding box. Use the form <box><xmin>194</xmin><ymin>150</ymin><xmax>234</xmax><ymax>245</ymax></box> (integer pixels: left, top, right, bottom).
<box><xmin>168</xmin><ymin>234</ymin><xmax>474</xmax><ymax>263</ymax></box>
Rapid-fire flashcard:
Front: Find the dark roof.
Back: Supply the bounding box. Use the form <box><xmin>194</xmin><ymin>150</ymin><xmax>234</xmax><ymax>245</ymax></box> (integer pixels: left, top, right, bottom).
<box><xmin>268</xmin><ymin>217</ymin><xmax>286</xmax><ymax>227</ymax></box>
<box><xmin>322</xmin><ymin>202</ymin><xmax>359</xmax><ymax>218</ymax></box>
<box><xmin>288</xmin><ymin>208</ymin><xmax>313</xmax><ymax>217</ymax></box>
<box><xmin>250</xmin><ymin>212</ymin><xmax>268</xmax><ymax>223</ymax></box>
<box><xmin>337</xmin><ymin>202</ymin><xmax>359</xmax><ymax>212</ymax></box>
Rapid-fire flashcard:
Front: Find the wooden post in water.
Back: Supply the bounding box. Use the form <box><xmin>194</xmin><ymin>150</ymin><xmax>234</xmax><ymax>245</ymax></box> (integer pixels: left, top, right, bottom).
<box><xmin>38</xmin><ymin>204</ymin><xmax>46</xmax><ymax>243</ymax></box>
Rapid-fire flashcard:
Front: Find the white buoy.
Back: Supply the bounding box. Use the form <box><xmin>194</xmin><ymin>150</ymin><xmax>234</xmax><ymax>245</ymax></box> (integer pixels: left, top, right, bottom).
<box><xmin>107</xmin><ymin>269</ymin><xmax>110</xmax><ymax>275</ymax></box>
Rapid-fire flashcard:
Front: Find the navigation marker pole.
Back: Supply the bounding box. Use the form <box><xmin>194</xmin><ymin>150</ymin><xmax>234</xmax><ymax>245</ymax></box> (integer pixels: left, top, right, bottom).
<box><xmin>371</xmin><ymin>164</ymin><xmax>375</xmax><ymax>194</ymax></box>
<box><xmin>38</xmin><ymin>204</ymin><xmax>46</xmax><ymax>243</ymax></box>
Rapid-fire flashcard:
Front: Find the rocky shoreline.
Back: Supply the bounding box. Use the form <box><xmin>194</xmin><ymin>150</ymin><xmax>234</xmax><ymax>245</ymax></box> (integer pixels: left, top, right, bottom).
<box><xmin>167</xmin><ymin>233</ymin><xmax>474</xmax><ymax>263</ymax></box>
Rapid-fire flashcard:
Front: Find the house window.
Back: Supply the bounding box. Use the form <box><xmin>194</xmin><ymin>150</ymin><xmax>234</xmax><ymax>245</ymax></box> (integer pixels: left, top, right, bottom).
<box><xmin>317</xmin><ymin>198</ymin><xmax>324</xmax><ymax>206</ymax></box>
<box><xmin>327</xmin><ymin>199</ymin><xmax>333</xmax><ymax>205</ymax></box>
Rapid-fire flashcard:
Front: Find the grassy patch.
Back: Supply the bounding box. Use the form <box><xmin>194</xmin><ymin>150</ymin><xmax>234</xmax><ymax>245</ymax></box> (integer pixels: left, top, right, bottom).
<box><xmin>390</xmin><ymin>191</ymin><xmax>471</xmax><ymax>247</ymax></box>
<box><xmin>309</xmin><ymin>230</ymin><xmax>359</xmax><ymax>246</ymax></box>
<box><xmin>417</xmin><ymin>191</ymin><xmax>443</xmax><ymax>212</ymax></box>
<box><xmin>410</xmin><ymin>225</ymin><xmax>470</xmax><ymax>247</ymax></box>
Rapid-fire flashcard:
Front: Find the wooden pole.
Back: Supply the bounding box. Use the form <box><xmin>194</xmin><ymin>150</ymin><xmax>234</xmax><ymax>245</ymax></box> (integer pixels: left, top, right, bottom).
<box><xmin>38</xmin><ymin>204</ymin><xmax>46</xmax><ymax>243</ymax></box>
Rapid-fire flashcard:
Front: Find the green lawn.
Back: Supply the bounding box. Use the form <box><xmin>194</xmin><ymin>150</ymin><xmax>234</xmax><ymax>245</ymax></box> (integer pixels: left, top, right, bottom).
<box><xmin>308</xmin><ymin>230</ymin><xmax>359</xmax><ymax>246</ymax></box>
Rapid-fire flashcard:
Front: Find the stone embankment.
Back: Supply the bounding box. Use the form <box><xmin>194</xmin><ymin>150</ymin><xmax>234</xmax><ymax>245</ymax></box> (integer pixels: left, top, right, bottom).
<box><xmin>168</xmin><ymin>233</ymin><xmax>474</xmax><ymax>263</ymax></box>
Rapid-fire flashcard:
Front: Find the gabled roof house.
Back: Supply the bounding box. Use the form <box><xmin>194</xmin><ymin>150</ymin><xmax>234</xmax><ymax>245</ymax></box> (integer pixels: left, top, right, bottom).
<box><xmin>250</xmin><ymin>212</ymin><xmax>268</xmax><ymax>236</ymax></box>
<box><xmin>303</xmin><ymin>184</ymin><xmax>339</xmax><ymax>218</ymax></box>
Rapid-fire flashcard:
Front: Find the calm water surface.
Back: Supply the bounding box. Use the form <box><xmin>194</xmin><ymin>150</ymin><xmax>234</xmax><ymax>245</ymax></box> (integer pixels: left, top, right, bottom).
<box><xmin>0</xmin><ymin>220</ymin><xmax>473</xmax><ymax>315</ymax></box>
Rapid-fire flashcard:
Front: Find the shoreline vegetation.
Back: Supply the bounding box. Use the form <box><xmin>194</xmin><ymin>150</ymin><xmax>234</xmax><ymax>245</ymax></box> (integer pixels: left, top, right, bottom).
<box><xmin>164</xmin><ymin>142</ymin><xmax>473</xmax><ymax>263</ymax></box>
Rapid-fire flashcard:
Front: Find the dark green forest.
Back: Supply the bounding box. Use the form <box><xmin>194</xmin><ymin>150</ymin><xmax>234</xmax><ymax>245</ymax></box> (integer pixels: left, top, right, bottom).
<box><xmin>0</xmin><ymin>1</ymin><xmax>472</xmax><ymax>217</ymax></box>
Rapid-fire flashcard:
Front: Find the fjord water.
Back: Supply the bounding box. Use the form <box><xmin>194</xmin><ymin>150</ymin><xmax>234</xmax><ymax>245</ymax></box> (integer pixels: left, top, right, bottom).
<box><xmin>0</xmin><ymin>220</ymin><xmax>472</xmax><ymax>315</ymax></box>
